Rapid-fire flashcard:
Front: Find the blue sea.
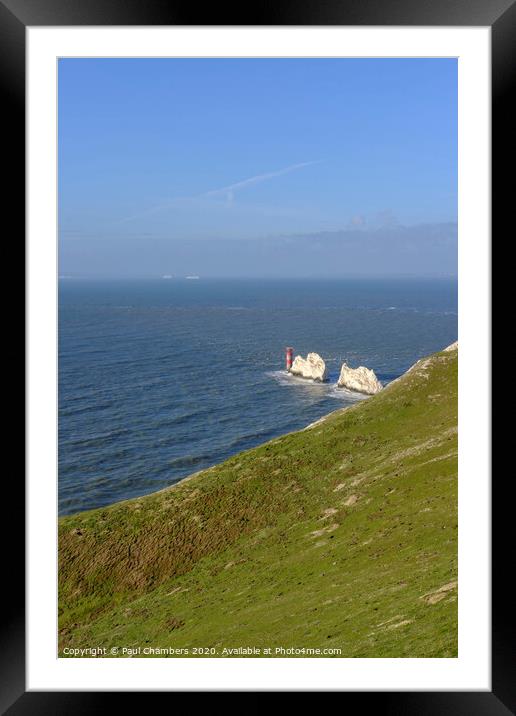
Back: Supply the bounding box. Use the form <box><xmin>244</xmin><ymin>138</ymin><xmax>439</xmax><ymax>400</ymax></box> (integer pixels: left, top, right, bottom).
<box><xmin>58</xmin><ymin>277</ymin><xmax>457</xmax><ymax>515</ymax></box>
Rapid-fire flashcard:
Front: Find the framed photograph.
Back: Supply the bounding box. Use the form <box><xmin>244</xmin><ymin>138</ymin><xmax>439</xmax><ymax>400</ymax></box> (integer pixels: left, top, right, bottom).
<box><xmin>4</xmin><ymin>0</ymin><xmax>510</xmax><ymax>708</ymax></box>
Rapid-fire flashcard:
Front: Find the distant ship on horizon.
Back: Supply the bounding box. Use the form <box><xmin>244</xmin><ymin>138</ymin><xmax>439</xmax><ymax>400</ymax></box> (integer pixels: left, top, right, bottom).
<box><xmin>185</xmin><ymin>275</ymin><xmax>200</xmax><ymax>280</ymax></box>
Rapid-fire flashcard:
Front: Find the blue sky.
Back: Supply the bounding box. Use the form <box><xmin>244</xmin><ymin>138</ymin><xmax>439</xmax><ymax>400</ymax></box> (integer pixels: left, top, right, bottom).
<box><xmin>58</xmin><ymin>58</ymin><xmax>457</xmax><ymax>277</ymax></box>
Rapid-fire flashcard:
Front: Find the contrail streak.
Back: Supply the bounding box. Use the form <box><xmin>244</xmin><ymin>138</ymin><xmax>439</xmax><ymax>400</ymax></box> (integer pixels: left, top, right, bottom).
<box><xmin>203</xmin><ymin>161</ymin><xmax>321</xmax><ymax>199</ymax></box>
<box><xmin>117</xmin><ymin>160</ymin><xmax>321</xmax><ymax>223</ymax></box>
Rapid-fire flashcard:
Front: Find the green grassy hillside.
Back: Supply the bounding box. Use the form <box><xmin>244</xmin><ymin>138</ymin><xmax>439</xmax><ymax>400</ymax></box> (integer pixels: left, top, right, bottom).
<box><xmin>58</xmin><ymin>345</ymin><xmax>458</xmax><ymax>658</ymax></box>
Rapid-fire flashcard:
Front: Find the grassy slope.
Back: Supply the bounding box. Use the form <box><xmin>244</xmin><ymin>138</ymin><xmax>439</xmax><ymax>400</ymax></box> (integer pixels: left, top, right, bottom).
<box><xmin>59</xmin><ymin>347</ymin><xmax>458</xmax><ymax>657</ymax></box>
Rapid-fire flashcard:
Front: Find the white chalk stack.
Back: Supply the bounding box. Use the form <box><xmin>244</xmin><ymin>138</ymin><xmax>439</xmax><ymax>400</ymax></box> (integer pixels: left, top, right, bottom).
<box><xmin>290</xmin><ymin>352</ymin><xmax>328</xmax><ymax>382</ymax></box>
<box><xmin>337</xmin><ymin>363</ymin><xmax>383</xmax><ymax>395</ymax></box>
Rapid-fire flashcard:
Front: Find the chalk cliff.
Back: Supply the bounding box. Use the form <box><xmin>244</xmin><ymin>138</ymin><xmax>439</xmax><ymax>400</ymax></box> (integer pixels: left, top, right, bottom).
<box><xmin>59</xmin><ymin>345</ymin><xmax>457</xmax><ymax>658</ymax></box>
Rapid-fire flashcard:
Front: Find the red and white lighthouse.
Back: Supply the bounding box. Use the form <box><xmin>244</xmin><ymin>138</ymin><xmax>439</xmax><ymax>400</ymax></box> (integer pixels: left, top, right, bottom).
<box><xmin>285</xmin><ymin>347</ymin><xmax>294</xmax><ymax>372</ymax></box>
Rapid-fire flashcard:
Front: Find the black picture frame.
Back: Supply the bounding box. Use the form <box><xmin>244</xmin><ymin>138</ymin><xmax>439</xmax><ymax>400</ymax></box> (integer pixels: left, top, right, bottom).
<box><xmin>4</xmin><ymin>0</ymin><xmax>509</xmax><ymax>709</ymax></box>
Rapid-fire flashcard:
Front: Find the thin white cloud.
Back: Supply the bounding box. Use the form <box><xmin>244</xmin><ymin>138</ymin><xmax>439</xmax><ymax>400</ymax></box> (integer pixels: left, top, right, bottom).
<box><xmin>117</xmin><ymin>160</ymin><xmax>321</xmax><ymax>223</ymax></box>
<box><xmin>203</xmin><ymin>160</ymin><xmax>321</xmax><ymax>202</ymax></box>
